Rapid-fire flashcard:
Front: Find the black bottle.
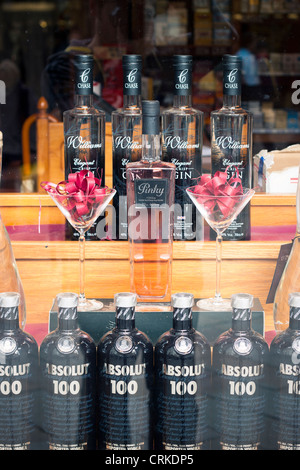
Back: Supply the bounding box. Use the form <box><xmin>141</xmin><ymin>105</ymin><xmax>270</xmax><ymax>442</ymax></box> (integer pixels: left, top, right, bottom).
<box><xmin>97</xmin><ymin>292</ymin><xmax>153</xmax><ymax>450</ymax></box>
<box><xmin>212</xmin><ymin>293</ymin><xmax>269</xmax><ymax>450</ymax></box>
<box><xmin>270</xmin><ymin>292</ymin><xmax>300</xmax><ymax>450</ymax></box>
<box><xmin>0</xmin><ymin>292</ymin><xmax>38</xmax><ymax>450</ymax></box>
<box><xmin>112</xmin><ymin>55</ymin><xmax>142</xmax><ymax>240</ymax></box>
<box><xmin>154</xmin><ymin>293</ymin><xmax>211</xmax><ymax>450</ymax></box>
<box><xmin>39</xmin><ymin>293</ymin><xmax>96</xmax><ymax>450</ymax></box>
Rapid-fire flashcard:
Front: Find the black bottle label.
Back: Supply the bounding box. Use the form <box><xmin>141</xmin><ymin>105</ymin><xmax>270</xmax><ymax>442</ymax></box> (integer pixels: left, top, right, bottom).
<box><xmin>272</xmin><ymin>354</ymin><xmax>300</xmax><ymax>450</ymax></box>
<box><xmin>214</xmin><ymin>360</ymin><xmax>265</xmax><ymax>450</ymax></box>
<box><xmin>98</xmin><ymin>359</ymin><xmax>152</xmax><ymax>450</ymax></box>
<box><xmin>0</xmin><ymin>356</ymin><xmax>36</xmax><ymax>450</ymax></box>
<box><xmin>42</xmin><ymin>359</ymin><xmax>95</xmax><ymax>450</ymax></box>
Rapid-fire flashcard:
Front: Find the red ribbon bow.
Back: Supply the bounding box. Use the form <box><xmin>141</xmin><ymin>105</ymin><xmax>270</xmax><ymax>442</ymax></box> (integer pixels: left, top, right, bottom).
<box><xmin>192</xmin><ymin>167</ymin><xmax>243</xmax><ymax>218</ymax></box>
<box><xmin>41</xmin><ymin>170</ymin><xmax>106</xmax><ymax>218</ymax></box>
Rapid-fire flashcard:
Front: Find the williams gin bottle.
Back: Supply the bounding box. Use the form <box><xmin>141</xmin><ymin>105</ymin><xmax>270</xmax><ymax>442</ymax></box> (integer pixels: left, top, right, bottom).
<box><xmin>154</xmin><ymin>293</ymin><xmax>211</xmax><ymax>450</ymax></box>
<box><xmin>270</xmin><ymin>292</ymin><xmax>300</xmax><ymax>450</ymax></box>
<box><xmin>112</xmin><ymin>55</ymin><xmax>142</xmax><ymax>240</ymax></box>
<box><xmin>97</xmin><ymin>292</ymin><xmax>153</xmax><ymax>450</ymax></box>
<box><xmin>63</xmin><ymin>54</ymin><xmax>105</xmax><ymax>240</ymax></box>
<box><xmin>0</xmin><ymin>292</ymin><xmax>38</xmax><ymax>450</ymax></box>
<box><xmin>126</xmin><ymin>100</ymin><xmax>176</xmax><ymax>302</ymax></box>
<box><xmin>40</xmin><ymin>293</ymin><xmax>96</xmax><ymax>450</ymax></box>
<box><xmin>162</xmin><ymin>55</ymin><xmax>203</xmax><ymax>240</ymax></box>
<box><xmin>212</xmin><ymin>293</ymin><xmax>269</xmax><ymax>450</ymax></box>
<box><xmin>211</xmin><ymin>55</ymin><xmax>253</xmax><ymax>240</ymax></box>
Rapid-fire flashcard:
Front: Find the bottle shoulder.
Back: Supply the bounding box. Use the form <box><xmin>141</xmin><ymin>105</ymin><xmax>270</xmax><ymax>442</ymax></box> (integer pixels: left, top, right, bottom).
<box><xmin>63</xmin><ymin>106</ymin><xmax>105</xmax><ymax>119</ymax></box>
<box><xmin>112</xmin><ymin>107</ymin><xmax>142</xmax><ymax>117</ymax></box>
<box><xmin>0</xmin><ymin>329</ymin><xmax>38</xmax><ymax>352</ymax></box>
<box><xmin>213</xmin><ymin>329</ymin><xmax>269</xmax><ymax>355</ymax></box>
<box><xmin>162</xmin><ymin>106</ymin><xmax>203</xmax><ymax>117</ymax></box>
<box><xmin>126</xmin><ymin>159</ymin><xmax>176</xmax><ymax>171</ymax></box>
<box><xmin>270</xmin><ymin>328</ymin><xmax>300</xmax><ymax>352</ymax></box>
<box><xmin>211</xmin><ymin>106</ymin><xmax>252</xmax><ymax>118</ymax></box>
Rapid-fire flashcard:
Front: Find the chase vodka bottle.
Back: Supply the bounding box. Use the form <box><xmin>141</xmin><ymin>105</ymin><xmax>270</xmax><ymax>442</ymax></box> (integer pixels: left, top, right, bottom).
<box><xmin>97</xmin><ymin>292</ymin><xmax>153</xmax><ymax>450</ymax></box>
<box><xmin>162</xmin><ymin>55</ymin><xmax>203</xmax><ymax>241</ymax></box>
<box><xmin>212</xmin><ymin>293</ymin><xmax>269</xmax><ymax>450</ymax></box>
<box><xmin>211</xmin><ymin>55</ymin><xmax>253</xmax><ymax>241</ymax></box>
<box><xmin>40</xmin><ymin>293</ymin><xmax>96</xmax><ymax>450</ymax></box>
<box><xmin>270</xmin><ymin>292</ymin><xmax>300</xmax><ymax>450</ymax></box>
<box><xmin>154</xmin><ymin>293</ymin><xmax>211</xmax><ymax>450</ymax></box>
<box><xmin>0</xmin><ymin>292</ymin><xmax>38</xmax><ymax>450</ymax></box>
<box><xmin>63</xmin><ymin>54</ymin><xmax>105</xmax><ymax>240</ymax></box>
<box><xmin>126</xmin><ymin>100</ymin><xmax>175</xmax><ymax>302</ymax></box>
<box><xmin>112</xmin><ymin>55</ymin><xmax>142</xmax><ymax>240</ymax></box>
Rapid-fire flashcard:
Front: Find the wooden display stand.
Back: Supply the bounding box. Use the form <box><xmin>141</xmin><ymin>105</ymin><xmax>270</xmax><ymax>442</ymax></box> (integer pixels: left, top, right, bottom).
<box><xmin>0</xmin><ymin>193</ymin><xmax>296</xmax><ymax>333</ymax></box>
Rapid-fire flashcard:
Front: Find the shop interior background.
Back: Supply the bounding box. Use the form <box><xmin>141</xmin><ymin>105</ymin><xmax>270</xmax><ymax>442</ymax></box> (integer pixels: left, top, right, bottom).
<box><xmin>0</xmin><ymin>0</ymin><xmax>299</xmax><ymax>192</ymax></box>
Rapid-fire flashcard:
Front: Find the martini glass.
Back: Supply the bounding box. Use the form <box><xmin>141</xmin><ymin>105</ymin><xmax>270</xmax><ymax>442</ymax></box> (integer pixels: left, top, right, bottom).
<box><xmin>186</xmin><ymin>186</ymin><xmax>255</xmax><ymax>311</ymax></box>
<box><xmin>41</xmin><ymin>182</ymin><xmax>116</xmax><ymax>311</ymax></box>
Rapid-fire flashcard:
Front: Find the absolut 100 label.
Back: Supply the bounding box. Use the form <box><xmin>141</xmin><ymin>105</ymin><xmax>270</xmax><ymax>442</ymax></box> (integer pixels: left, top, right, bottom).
<box><xmin>273</xmin><ymin>358</ymin><xmax>300</xmax><ymax>449</ymax></box>
<box><xmin>0</xmin><ymin>360</ymin><xmax>35</xmax><ymax>450</ymax></box>
<box><xmin>216</xmin><ymin>362</ymin><xmax>265</xmax><ymax>450</ymax></box>
<box><xmin>43</xmin><ymin>360</ymin><xmax>94</xmax><ymax>450</ymax></box>
<box><xmin>156</xmin><ymin>361</ymin><xmax>208</xmax><ymax>450</ymax></box>
<box><xmin>99</xmin><ymin>360</ymin><xmax>151</xmax><ymax>450</ymax></box>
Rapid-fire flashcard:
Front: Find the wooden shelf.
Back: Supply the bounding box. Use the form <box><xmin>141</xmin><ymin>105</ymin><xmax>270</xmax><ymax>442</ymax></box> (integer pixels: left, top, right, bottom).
<box><xmin>12</xmin><ymin>239</ymin><xmax>281</xmax><ymax>333</ymax></box>
<box><xmin>0</xmin><ymin>192</ymin><xmax>294</xmax><ymax>333</ymax></box>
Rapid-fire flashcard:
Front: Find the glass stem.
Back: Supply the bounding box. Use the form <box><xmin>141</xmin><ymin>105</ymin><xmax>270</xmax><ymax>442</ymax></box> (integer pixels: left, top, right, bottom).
<box><xmin>79</xmin><ymin>231</ymin><xmax>86</xmax><ymax>304</ymax></box>
<box><xmin>215</xmin><ymin>234</ymin><xmax>222</xmax><ymax>302</ymax></box>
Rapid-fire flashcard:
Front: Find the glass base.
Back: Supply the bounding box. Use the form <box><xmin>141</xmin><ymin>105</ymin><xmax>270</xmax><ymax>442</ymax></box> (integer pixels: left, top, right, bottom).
<box><xmin>78</xmin><ymin>299</ymin><xmax>104</xmax><ymax>312</ymax></box>
<box><xmin>197</xmin><ymin>297</ymin><xmax>231</xmax><ymax>312</ymax></box>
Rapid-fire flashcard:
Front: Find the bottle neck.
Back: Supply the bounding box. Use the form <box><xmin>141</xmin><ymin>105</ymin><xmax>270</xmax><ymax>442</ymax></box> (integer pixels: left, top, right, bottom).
<box><xmin>289</xmin><ymin>307</ymin><xmax>300</xmax><ymax>330</ymax></box>
<box><xmin>57</xmin><ymin>307</ymin><xmax>78</xmax><ymax>331</ymax></box>
<box><xmin>173</xmin><ymin>307</ymin><xmax>192</xmax><ymax>331</ymax></box>
<box><xmin>123</xmin><ymin>95</ymin><xmax>142</xmax><ymax>109</ymax></box>
<box><xmin>0</xmin><ymin>307</ymin><xmax>19</xmax><ymax>331</ymax></box>
<box><xmin>232</xmin><ymin>308</ymin><xmax>252</xmax><ymax>332</ymax></box>
<box><xmin>115</xmin><ymin>307</ymin><xmax>135</xmax><ymax>331</ymax></box>
<box><xmin>74</xmin><ymin>94</ymin><xmax>93</xmax><ymax>108</ymax></box>
<box><xmin>223</xmin><ymin>94</ymin><xmax>241</xmax><ymax>108</ymax></box>
<box><xmin>142</xmin><ymin>134</ymin><xmax>160</xmax><ymax>162</ymax></box>
<box><xmin>173</xmin><ymin>95</ymin><xmax>192</xmax><ymax>108</ymax></box>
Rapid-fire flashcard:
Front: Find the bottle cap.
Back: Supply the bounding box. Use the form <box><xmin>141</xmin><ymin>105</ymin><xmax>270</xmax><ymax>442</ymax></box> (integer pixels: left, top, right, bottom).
<box><xmin>142</xmin><ymin>100</ymin><xmax>160</xmax><ymax>117</ymax></box>
<box><xmin>231</xmin><ymin>293</ymin><xmax>253</xmax><ymax>310</ymax></box>
<box><xmin>114</xmin><ymin>292</ymin><xmax>137</xmax><ymax>308</ymax></box>
<box><xmin>122</xmin><ymin>55</ymin><xmax>142</xmax><ymax>68</ymax></box>
<box><xmin>142</xmin><ymin>100</ymin><xmax>160</xmax><ymax>135</ymax></box>
<box><xmin>57</xmin><ymin>293</ymin><xmax>78</xmax><ymax>309</ymax></box>
<box><xmin>173</xmin><ymin>55</ymin><xmax>193</xmax><ymax>68</ymax></box>
<box><xmin>223</xmin><ymin>54</ymin><xmax>242</xmax><ymax>68</ymax></box>
<box><xmin>289</xmin><ymin>292</ymin><xmax>300</xmax><ymax>308</ymax></box>
<box><xmin>74</xmin><ymin>54</ymin><xmax>94</xmax><ymax>69</ymax></box>
<box><xmin>0</xmin><ymin>292</ymin><xmax>20</xmax><ymax>308</ymax></box>
<box><xmin>171</xmin><ymin>293</ymin><xmax>194</xmax><ymax>309</ymax></box>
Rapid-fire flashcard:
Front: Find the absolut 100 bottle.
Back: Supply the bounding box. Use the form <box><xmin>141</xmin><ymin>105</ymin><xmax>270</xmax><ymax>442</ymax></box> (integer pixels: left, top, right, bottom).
<box><xmin>270</xmin><ymin>292</ymin><xmax>300</xmax><ymax>450</ymax></box>
<box><xmin>154</xmin><ymin>293</ymin><xmax>211</xmax><ymax>450</ymax></box>
<box><xmin>212</xmin><ymin>293</ymin><xmax>269</xmax><ymax>450</ymax></box>
<box><xmin>112</xmin><ymin>55</ymin><xmax>142</xmax><ymax>240</ymax></box>
<box><xmin>40</xmin><ymin>293</ymin><xmax>96</xmax><ymax>450</ymax></box>
<box><xmin>63</xmin><ymin>54</ymin><xmax>105</xmax><ymax>240</ymax></box>
<box><xmin>211</xmin><ymin>55</ymin><xmax>253</xmax><ymax>241</ymax></box>
<box><xmin>0</xmin><ymin>292</ymin><xmax>38</xmax><ymax>450</ymax></box>
<box><xmin>162</xmin><ymin>55</ymin><xmax>203</xmax><ymax>240</ymax></box>
<box><xmin>97</xmin><ymin>292</ymin><xmax>153</xmax><ymax>450</ymax></box>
